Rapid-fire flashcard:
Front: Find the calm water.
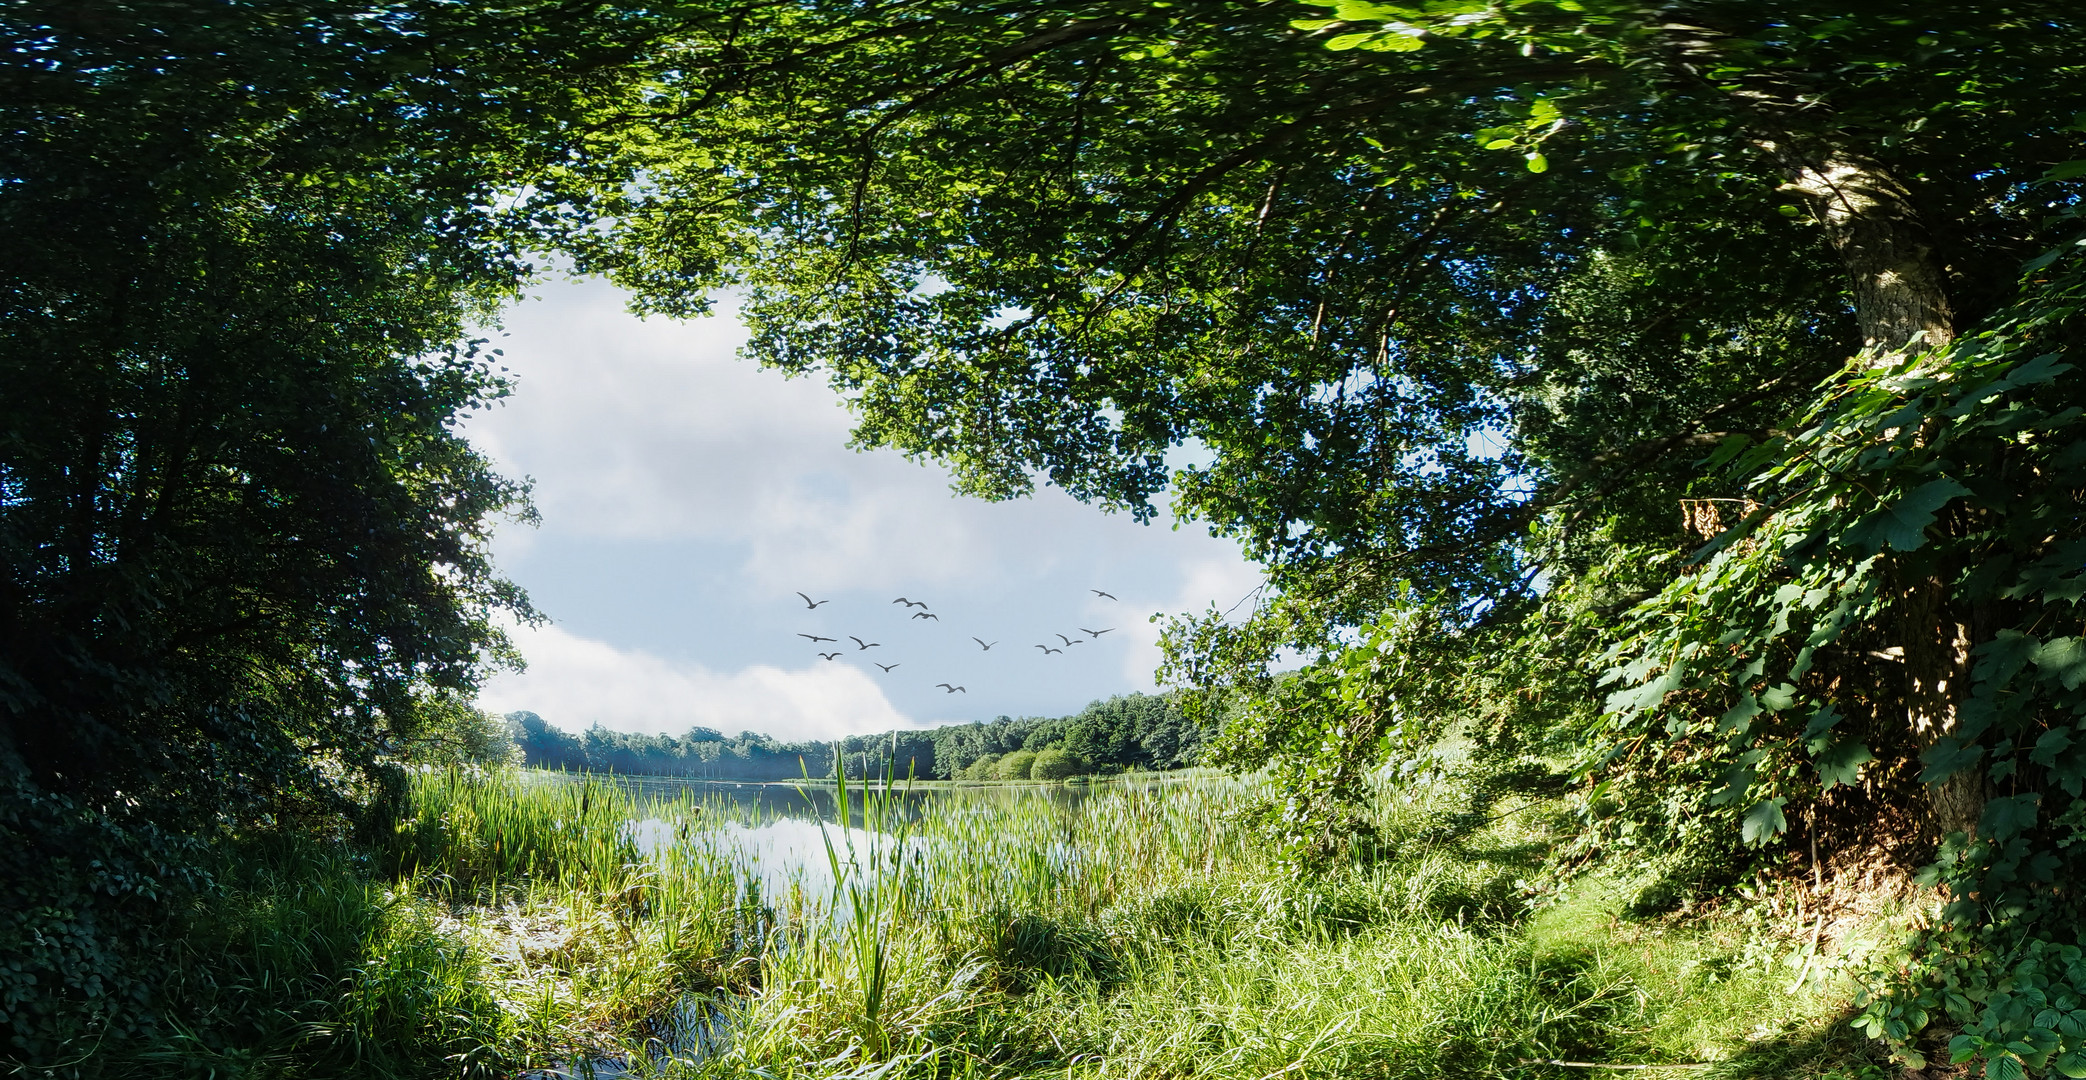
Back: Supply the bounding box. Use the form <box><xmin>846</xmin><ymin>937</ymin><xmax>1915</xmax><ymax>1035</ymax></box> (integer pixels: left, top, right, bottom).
<box><xmin>587</xmin><ymin>775</ymin><xmax>1113</xmax><ymax>899</ymax></box>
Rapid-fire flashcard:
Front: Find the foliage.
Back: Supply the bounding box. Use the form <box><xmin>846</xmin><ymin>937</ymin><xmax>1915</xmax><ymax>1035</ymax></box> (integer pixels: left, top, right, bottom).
<box><xmin>502</xmin><ymin>691</ymin><xmax>1207</xmax><ymax>780</ymax></box>
<box><xmin>1593</xmin><ymin>245</ymin><xmax>2086</xmax><ymax>1070</ymax></box>
<box><xmin>0</xmin><ymin>0</ymin><xmax>705</xmax><ymax>1061</ymax></box>
<box><xmin>1031</xmin><ymin>747</ymin><xmax>1086</xmax><ymax>781</ymax></box>
<box><xmin>574</xmin><ymin>6</ymin><xmax>2086</xmax><ymax>1068</ymax></box>
<box><xmin>996</xmin><ymin>750</ymin><xmax>1041</xmax><ymax>782</ymax></box>
<box><xmin>115</xmin><ymin>767</ymin><xmax>1895</xmax><ymax>1077</ymax></box>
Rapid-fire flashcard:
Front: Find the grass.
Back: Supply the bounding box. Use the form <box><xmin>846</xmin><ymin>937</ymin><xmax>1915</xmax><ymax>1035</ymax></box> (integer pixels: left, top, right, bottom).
<box><xmin>91</xmin><ymin>766</ymin><xmax>1911</xmax><ymax>1079</ymax></box>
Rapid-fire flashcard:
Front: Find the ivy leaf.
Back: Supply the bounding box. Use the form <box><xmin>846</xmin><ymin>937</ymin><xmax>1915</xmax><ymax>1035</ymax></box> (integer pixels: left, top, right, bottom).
<box><xmin>1845</xmin><ymin>478</ymin><xmax>1973</xmax><ymax>553</ymax></box>
<box><xmin>1742</xmin><ymin>797</ymin><xmax>1789</xmax><ymax>846</ymax></box>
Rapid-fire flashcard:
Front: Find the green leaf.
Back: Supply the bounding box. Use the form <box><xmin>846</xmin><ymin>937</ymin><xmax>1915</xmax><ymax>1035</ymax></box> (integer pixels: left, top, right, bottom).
<box><xmin>2035</xmin><ymin>637</ymin><xmax>2086</xmax><ymax>691</ymax></box>
<box><xmin>2053</xmin><ymin>1050</ymin><xmax>2086</xmax><ymax>1079</ymax></box>
<box><xmin>1815</xmin><ymin>740</ymin><xmax>1876</xmax><ymax>790</ymax></box>
<box><xmin>1760</xmin><ymin>683</ymin><xmax>1799</xmax><ymax>711</ymax></box>
<box><xmin>1360</xmin><ymin>33</ymin><xmax>1425</xmax><ymax>51</ymax></box>
<box><xmin>1742</xmin><ymin>797</ymin><xmax>1788</xmax><ymax>846</ymax></box>
<box><xmin>1845</xmin><ymin>477</ymin><xmax>1973</xmax><ymax>553</ymax></box>
<box><xmin>1332</xmin><ymin>0</ymin><xmax>1417</xmax><ymax>19</ymax></box>
<box><xmin>1484</xmin><ymin>138</ymin><xmax>1517</xmax><ymax>149</ymax></box>
<box><xmin>1922</xmin><ymin>737</ymin><xmax>1985</xmax><ymax>783</ymax></box>
<box><xmin>1525</xmin><ymin>152</ymin><xmax>1549</xmax><ymax>173</ymax></box>
<box><xmin>2041</xmin><ymin>160</ymin><xmax>2086</xmax><ymax>183</ymax></box>
<box><xmin>1979</xmin><ymin>793</ymin><xmax>2041</xmax><ymax>841</ymax></box>
<box><xmin>1716</xmin><ymin>692</ymin><xmax>1761</xmax><ymax>734</ymax></box>
<box><xmin>1990</xmin><ymin>1052</ymin><xmax>2026</xmax><ymax>1080</ymax></box>
<box><xmin>1324</xmin><ymin>33</ymin><xmax>1373</xmax><ymax>50</ymax></box>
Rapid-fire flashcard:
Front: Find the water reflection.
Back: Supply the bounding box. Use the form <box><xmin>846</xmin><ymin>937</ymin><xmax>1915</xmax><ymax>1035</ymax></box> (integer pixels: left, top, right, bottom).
<box><xmin>554</xmin><ymin>774</ymin><xmax>1146</xmax><ymax>902</ymax></box>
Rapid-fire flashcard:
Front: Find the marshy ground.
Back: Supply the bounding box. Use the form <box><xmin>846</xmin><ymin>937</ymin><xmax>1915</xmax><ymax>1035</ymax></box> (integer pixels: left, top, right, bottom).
<box><xmin>115</xmin><ymin>768</ymin><xmax>1913</xmax><ymax>1079</ymax></box>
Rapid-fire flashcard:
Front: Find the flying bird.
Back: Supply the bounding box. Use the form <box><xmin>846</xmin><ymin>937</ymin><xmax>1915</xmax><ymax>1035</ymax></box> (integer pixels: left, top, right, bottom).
<box><xmin>936</xmin><ymin>683</ymin><xmax>967</xmax><ymax>694</ymax></box>
<box><xmin>972</xmin><ymin>638</ymin><xmax>997</xmax><ymax>651</ymax></box>
<box><xmin>891</xmin><ymin>597</ymin><xmax>929</xmax><ymax>609</ymax></box>
<box><xmin>1090</xmin><ymin>589</ymin><xmax>1117</xmax><ymax>601</ymax></box>
<box><xmin>1055</xmin><ymin>633</ymin><xmax>1084</xmax><ymax>647</ymax></box>
<box><xmin>912</xmin><ymin>612</ymin><xmax>939</xmax><ymax>621</ymax></box>
<box><xmin>850</xmin><ymin>636</ymin><xmax>882</xmax><ymax>650</ymax></box>
<box><xmin>1080</xmin><ymin>627</ymin><xmax>1115</xmax><ymax>638</ymax></box>
<box><xmin>798</xmin><ymin>633</ymin><xmax>837</xmax><ymax>643</ymax></box>
<box><xmin>818</xmin><ymin>652</ymin><xmax>842</xmax><ymax>660</ymax></box>
<box><xmin>796</xmin><ymin>592</ymin><xmax>830</xmax><ymax>609</ymax></box>
<box><xmin>1034</xmin><ymin>644</ymin><xmax>1062</xmax><ymax>654</ymax></box>
<box><xmin>876</xmin><ymin>662</ymin><xmax>900</xmax><ymax>672</ymax></box>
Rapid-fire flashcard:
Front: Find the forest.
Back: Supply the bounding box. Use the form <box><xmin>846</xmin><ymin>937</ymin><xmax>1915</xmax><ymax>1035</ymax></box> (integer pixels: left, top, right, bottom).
<box><xmin>8</xmin><ymin>1</ymin><xmax>2086</xmax><ymax>1076</ymax></box>
<box><xmin>504</xmin><ymin>691</ymin><xmax>1211</xmax><ymax>780</ymax></box>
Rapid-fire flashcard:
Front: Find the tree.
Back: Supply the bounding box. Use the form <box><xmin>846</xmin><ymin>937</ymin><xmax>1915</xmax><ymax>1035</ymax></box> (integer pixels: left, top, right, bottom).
<box><xmin>996</xmin><ymin>750</ymin><xmax>1040</xmax><ymax>781</ymax></box>
<box><xmin>1031</xmin><ymin>747</ymin><xmax>1086</xmax><ymax>781</ymax></box>
<box><xmin>579</xmin><ymin>2</ymin><xmax>2086</xmax><ymax>1068</ymax></box>
<box><xmin>0</xmin><ymin>0</ymin><xmax>718</xmax><ymax>1057</ymax></box>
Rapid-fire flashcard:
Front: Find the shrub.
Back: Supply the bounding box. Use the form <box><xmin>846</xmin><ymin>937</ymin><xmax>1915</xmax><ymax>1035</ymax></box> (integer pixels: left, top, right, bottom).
<box><xmin>996</xmin><ymin>750</ymin><xmax>1038</xmax><ymax>781</ymax></box>
<box><xmin>1031</xmin><ymin>747</ymin><xmax>1085</xmax><ymax>781</ymax></box>
<box><xmin>960</xmin><ymin>754</ymin><xmax>1001</xmax><ymax>780</ymax></box>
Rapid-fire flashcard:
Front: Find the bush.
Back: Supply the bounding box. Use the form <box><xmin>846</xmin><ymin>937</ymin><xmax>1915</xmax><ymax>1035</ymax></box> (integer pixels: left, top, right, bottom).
<box><xmin>1031</xmin><ymin>747</ymin><xmax>1085</xmax><ymax>781</ymax></box>
<box><xmin>996</xmin><ymin>750</ymin><xmax>1038</xmax><ymax>781</ymax></box>
<box><xmin>959</xmin><ymin>754</ymin><xmax>1001</xmax><ymax>780</ymax></box>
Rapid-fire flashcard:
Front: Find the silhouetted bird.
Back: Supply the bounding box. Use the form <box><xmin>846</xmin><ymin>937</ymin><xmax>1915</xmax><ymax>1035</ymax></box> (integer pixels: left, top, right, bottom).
<box><xmin>850</xmin><ymin>636</ymin><xmax>882</xmax><ymax>650</ymax></box>
<box><xmin>936</xmin><ymin>683</ymin><xmax>967</xmax><ymax>694</ymax></box>
<box><xmin>1055</xmin><ymin>633</ymin><xmax>1083</xmax><ymax>647</ymax></box>
<box><xmin>1090</xmin><ymin>589</ymin><xmax>1117</xmax><ymax>600</ymax></box>
<box><xmin>892</xmin><ymin>597</ymin><xmax>929</xmax><ymax>609</ymax></box>
<box><xmin>818</xmin><ymin>652</ymin><xmax>842</xmax><ymax>660</ymax></box>
<box><xmin>913</xmin><ymin>612</ymin><xmax>939</xmax><ymax>621</ymax></box>
<box><xmin>796</xmin><ymin>591</ymin><xmax>830</xmax><ymax>609</ymax></box>
<box><xmin>798</xmin><ymin>633</ymin><xmax>837</xmax><ymax>643</ymax></box>
<box><xmin>972</xmin><ymin>638</ymin><xmax>997</xmax><ymax>651</ymax></box>
<box><xmin>1080</xmin><ymin>627</ymin><xmax>1115</xmax><ymax>638</ymax></box>
<box><xmin>876</xmin><ymin>662</ymin><xmax>900</xmax><ymax>672</ymax></box>
<box><xmin>1034</xmin><ymin>644</ymin><xmax>1061</xmax><ymax>654</ymax></box>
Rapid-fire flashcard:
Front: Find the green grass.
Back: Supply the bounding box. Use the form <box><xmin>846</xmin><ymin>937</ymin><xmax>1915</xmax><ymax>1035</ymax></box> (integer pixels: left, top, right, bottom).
<box><xmin>99</xmin><ymin>766</ymin><xmax>1908</xmax><ymax>1079</ymax></box>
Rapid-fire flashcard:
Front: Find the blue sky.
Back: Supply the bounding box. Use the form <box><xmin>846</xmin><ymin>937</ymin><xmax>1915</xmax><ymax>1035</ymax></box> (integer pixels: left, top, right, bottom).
<box><xmin>467</xmin><ymin>277</ymin><xmax>1265</xmax><ymax>742</ymax></box>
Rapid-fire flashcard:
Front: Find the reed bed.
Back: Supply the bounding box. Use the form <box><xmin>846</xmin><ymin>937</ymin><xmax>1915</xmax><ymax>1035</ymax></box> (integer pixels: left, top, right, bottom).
<box><xmin>121</xmin><ymin>767</ymin><xmax>1902</xmax><ymax>1078</ymax></box>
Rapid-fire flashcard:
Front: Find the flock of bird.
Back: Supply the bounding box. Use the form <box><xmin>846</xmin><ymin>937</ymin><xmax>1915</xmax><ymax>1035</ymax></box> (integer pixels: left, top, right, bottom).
<box><xmin>791</xmin><ymin>589</ymin><xmax>1117</xmax><ymax>695</ymax></box>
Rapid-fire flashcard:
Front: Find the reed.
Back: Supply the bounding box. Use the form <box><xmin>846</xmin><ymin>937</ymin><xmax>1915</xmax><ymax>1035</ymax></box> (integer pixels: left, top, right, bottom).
<box><xmin>117</xmin><ymin>766</ymin><xmax>1900</xmax><ymax>1079</ymax></box>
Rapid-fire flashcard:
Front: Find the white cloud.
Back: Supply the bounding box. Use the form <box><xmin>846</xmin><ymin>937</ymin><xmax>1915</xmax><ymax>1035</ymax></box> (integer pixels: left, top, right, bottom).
<box><xmin>479</xmin><ymin>623</ymin><xmax>917</xmax><ymax>742</ymax></box>
<box><xmin>1115</xmin><ymin>554</ymin><xmax>1268</xmax><ymax>686</ymax></box>
<box><xmin>464</xmin><ymin>275</ymin><xmax>1273</xmax><ymax>729</ymax></box>
<box><xmin>469</xmin><ymin>279</ymin><xmax>1167</xmax><ymax>593</ymax></box>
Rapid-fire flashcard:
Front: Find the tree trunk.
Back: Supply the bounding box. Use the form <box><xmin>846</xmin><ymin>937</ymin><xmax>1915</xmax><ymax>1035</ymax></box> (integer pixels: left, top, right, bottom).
<box><xmin>1754</xmin><ymin>139</ymin><xmax>1957</xmax><ymax>352</ymax></box>
<box><xmin>1758</xmin><ymin>139</ymin><xmax>1983</xmax><ymax>842</ymax></box>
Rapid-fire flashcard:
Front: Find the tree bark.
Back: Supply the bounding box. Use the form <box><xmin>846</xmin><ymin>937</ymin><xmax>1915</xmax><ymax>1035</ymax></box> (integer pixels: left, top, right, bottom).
<box><xmin>1753</xmin><ymin>139</ymin><xmax>1957</xmax><ymax>353</ymax></box>
<box><xmin>1758</xmin><ymin>141</ymin><xmax>1983</xmax><ymax>842</ymax></box>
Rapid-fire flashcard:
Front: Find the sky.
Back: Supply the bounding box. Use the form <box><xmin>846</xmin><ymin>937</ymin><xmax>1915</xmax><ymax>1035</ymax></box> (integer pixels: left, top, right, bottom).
<box><xmin>465</xmin><ymin>276</ymin><xmax>1266</xmax><ymax>742</ymax></box>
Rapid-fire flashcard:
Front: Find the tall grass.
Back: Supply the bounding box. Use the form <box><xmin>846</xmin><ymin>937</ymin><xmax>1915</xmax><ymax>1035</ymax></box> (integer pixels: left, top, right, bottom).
<box><xmin>110</xmin><ymin>767</ymin><xmax>1904</xmax><ymax>1079</ymax></box>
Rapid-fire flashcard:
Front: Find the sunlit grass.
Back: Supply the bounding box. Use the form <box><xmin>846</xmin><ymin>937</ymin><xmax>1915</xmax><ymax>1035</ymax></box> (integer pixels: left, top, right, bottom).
<box><xmin>123</xmin><ymin>766</ymin><xmax>1907</xmax><ymax>1078</ymax></box>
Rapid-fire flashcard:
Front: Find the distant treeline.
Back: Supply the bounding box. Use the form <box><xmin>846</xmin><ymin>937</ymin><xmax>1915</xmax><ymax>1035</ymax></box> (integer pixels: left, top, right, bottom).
<box><xmin>504</xmin><ymin>691</ymin><xmax>1215</xmax><ymax>781</ymax></box>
